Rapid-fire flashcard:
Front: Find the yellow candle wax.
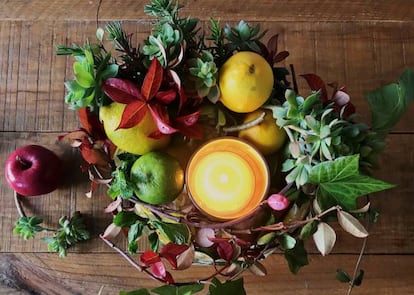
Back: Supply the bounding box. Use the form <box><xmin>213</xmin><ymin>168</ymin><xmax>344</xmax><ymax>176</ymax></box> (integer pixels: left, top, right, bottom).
<box><xmin>186</xmin><ymin>137</ymin><xmax>269</xmax><ymax>220</ymax></box>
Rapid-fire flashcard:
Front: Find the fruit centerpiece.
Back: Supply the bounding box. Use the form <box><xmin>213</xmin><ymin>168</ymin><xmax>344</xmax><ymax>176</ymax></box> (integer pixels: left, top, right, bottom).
<box><xmin>7</xmin><ymin>1</ymin><xmax>414</xmax><ymax>294</ymax></box>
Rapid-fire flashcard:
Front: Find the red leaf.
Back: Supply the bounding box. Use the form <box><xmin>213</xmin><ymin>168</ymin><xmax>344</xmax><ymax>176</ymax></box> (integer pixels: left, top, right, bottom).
<box><xmin>301</xmin><ymin>74</ymin><xmax>328</xmax><ymax>102</ymax></box>
<box><xmin>267</xmin><ymin>34</ymin><xmax>279</xmax><ymax>58</ymax></box>
<box><xmin>159</xmin><ymin>243</ymin><xmax>189</xmax><ymax>269</ymax></box>
<box><xmin>140</xmin><ymin>250</ymin><xmax>161</xmax><ymax>266</ymax></box>
<box><xmin>78</xmin><ymin>107</ymin><xmax>106</xmax><ymax>140</ymax></box>
<box><xmin>117</xmin><ymin>101</ymin><xmax>148</xmax><ymax>130</ymax></box>
<box><xmin>103</xmin><ymin>78</ymin><xmax>143</xmax><ymax>104</ymax></box>
<box><xmin>216</xmin><ymin>241</ymin><xmax>234</xmax><ymax>262</ymax></box>
<box><xmin>79</xmin><ymin>144</ymin><xmax>110</xmax><ymax>168</ymax></box>
<box><xmin>155</xmin><ymin>89</ymin><xmax>177</xmax><ymax>104</ymax></box>
<box><xmin>148</xmin><ymin>104</ymin><xmax>178</xmax><ymax>134</ymax></box>
<box><xmin>274</xmin><ymin>51</ymin><xmax>289</xmax><ymax>63</ymax></box>
<box><xmin>177</xmin><ymin>87</ymin><xmax>188</xmax><ymax>113</ymax></box>
<box><xmin>175</xmin><ymin>111</ymin><xmax>200</xmax><ymax>126</ymax></box>
<box><xmin>163</xmin><ymin>271</ymin><xmax>175</xmax><ymax>284</ymax></box>
<box><xmin>175</xmin><ymin>121</ymin><xmax>203</xmax><ymax>139</ymax></box>
<box><xmin>150</xmin><ymin>261</ymin><xmax>167</xmax><ymax>279</ymax></box>
<box><xmin>141</xmin><ymin>58</ymin><xmax>163</xmax><ymax>100</ymax></box>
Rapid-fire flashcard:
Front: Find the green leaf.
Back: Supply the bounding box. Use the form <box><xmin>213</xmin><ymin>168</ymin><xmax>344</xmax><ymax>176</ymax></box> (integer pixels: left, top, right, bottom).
<box><xmin>279</xmin><ymin>234</ymin><xmax>296</xmax><ymax>250</ymax></box>
<box><xmin>336</xmin><ymin>269</ymin><xmax>351</xmax><ymax>283</ymax></box>
<box><xmin>148</xmin><ymin>231</ymin><xmax>160</xmax><ymax>252</ymax></box>
<box><xmin>120</xmin><ymin>289</ymin><xmax>151</xmax><ymax>295</ymax></box>
<box><xmin>209</xmin><ymin>278</ymin><xmax>246</xmax><ymax>295</ymax></box>
<box><xmin>151</xmin><ymin>221</ymin><xmax>191</xmax><ymax>245</ymax></box>
<box><xmin>365</xmin><ymin>68</ymin><xmax>414</xmax><ymax>139</ymax></box>
<box><xmin>353</xmin><ymin>269</ymin><xmax>365</xmax><ymax>286</ymax></box>
<box><xmin>152</xmin><ymin>284</ymin><xmax>204</xmax><ymax>295</ymax></box>
<box><xmin>128</xmin><ymin>222</ymin><xmax>144</xmax><ymax>254</ymax></box>
<box><xmin>13</xmin><ymin>216</ymin><xmax>44</xmax><ymax>240</ymax></box>
<box><xmin>309</xmin><ymin>155</ymin><xmax>395</xmax><ymax>210</ymax></box>
<box><xmin>299</xmin><ymin>220</ymin><xmax>318</xmax><ymax>240</ymax></box>
<box><xmin>113</xmin><ymin>211</ymin><xmax>141</xmax><ymax>227</ymax></box>
<box><xmin>284</xmin><ymin>240</ymin><xmax>309</xmax><ymax>274</ymax></box>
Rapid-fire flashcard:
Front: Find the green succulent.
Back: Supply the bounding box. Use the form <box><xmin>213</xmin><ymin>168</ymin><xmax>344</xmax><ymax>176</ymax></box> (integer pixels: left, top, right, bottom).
<box><xmin>272</xmin><ymin>89</ymin><xmax>383</xmax><ymax>187</ymax></box>
<box><xmin>224</xmin><ymin>20</ymin><xmax>266</xmax><ymax>53</ymax></box>
<box><xmin>57</xmin><ymin>42</ymin><xmax>118</xmax><ymax>110</ymax></box>
<box><xmin>187</xmin><ymin>50</ymin><xmax>220</xmax><ymax>102</ymax></box>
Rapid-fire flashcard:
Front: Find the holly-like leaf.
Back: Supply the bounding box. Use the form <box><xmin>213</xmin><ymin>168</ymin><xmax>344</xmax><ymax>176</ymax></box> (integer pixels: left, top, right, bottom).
<box><xmin>103</xmin><ymin>78</ymin><xmax>143</xmax><ymax>104</ymax></box>
<box><xmin>309</xmin><ymin>155</ymin><xmax>395</xmax><ymax>210</ymax></box>
<box><xmin>142</xmin><ymin>58</ymin><xmax>163</xmax><ymax>100</ymax></box>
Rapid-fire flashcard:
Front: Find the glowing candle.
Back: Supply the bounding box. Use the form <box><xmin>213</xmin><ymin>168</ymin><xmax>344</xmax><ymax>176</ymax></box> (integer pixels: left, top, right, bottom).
<box><xmin>186</xmin><ymin>137</ymin><xmax>269</xmax><ymax>220</ymax></box>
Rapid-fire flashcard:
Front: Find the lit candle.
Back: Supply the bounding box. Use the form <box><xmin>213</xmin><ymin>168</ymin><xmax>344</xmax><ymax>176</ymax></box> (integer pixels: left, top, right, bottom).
<box><xmin>186</xmin><ymin>137</ymin><xmax>269</xmax><ymax>220</ymax></box>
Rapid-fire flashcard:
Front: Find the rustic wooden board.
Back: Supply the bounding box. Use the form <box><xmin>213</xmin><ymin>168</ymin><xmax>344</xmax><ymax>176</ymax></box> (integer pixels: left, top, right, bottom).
<box><xmin>0</xmin><ymin>253</ymin><xmax>413</xmax><ymax>295</ymax></box>
<box><xmin>1</xmin><ymin>0</ymin><xmax>414</xmax><ymax>294</ymax></box>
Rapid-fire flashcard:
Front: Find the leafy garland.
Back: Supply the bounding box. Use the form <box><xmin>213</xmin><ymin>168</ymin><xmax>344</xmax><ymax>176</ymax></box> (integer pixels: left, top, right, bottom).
<box><xmin>12</xmin><ymin>0</ymin><xmax>414</xmax><ymax>294</ymax></box>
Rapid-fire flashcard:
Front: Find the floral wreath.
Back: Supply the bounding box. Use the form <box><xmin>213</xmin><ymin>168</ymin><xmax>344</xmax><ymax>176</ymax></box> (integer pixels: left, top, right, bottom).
<box><xmin>10</xmin><ymin>1</ymin><xmax>414</xmax><ymax>294</ymax></box>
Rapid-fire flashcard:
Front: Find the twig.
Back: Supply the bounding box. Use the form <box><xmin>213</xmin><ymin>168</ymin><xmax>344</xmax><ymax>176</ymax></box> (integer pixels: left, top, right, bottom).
<box><xmin>346</xmin><ymin>237</ymin><xmax>368</xmax><ymax>295</ymax></box>
<box><xmin>99</xmin><ymin>234</ymin><xmax>167</xmax><ymax>284</ymax></box>
<box><xmin>222</xmin><ymin>111</ymin><xmax>266</xmax><ymax>133</ymax></box>
<box><xmin>14</xmin><ymin>191</ymin><xmax>26</xmax><ymax>218</ymax></box>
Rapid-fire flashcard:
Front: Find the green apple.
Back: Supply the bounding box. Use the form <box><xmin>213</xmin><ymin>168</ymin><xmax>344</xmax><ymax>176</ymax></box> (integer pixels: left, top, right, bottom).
<box><xmin>130</xmin><ymin>151</ymin><xmax>184</xmax><ymax>205</ymax></box>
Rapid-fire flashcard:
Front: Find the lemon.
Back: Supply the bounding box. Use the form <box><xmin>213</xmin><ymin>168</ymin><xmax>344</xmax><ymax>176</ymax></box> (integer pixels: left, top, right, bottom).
<box><xmin>99</xmin><ymin>102</ymin><xmax>170</xmax><ymax>155</ymax></box>
<box><xmin>238</xmin><ymin>109</ymin><xmax>286</xmax><ymax>155</ymax></box>
<box><xmin>130</xmin><ymin>151</ymin><xmax>184</xmax><ymax>205</ymax></box>
<box><xmin>219</xmin><ymin>51</ymin><xmax>274</xmax><ymax>113</ymax></box>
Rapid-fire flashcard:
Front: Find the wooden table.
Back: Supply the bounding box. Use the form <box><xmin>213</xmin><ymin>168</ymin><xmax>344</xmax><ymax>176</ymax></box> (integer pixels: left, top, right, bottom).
<box><xmin>1</xmin><ymin>1</ymin><xmax>413</xmax><ymax>294</ymax></box>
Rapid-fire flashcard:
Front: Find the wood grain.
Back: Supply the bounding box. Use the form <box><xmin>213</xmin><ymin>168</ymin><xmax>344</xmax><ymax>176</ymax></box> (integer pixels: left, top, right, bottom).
<box><xmin>0</xmin><ymin>253</ymin><xmax>413</xmax><ymax>295</ymax></box>
<box><xmin>0</xmin><ymin>0</ymin><xmax>413</xmax><ymax>294</ymax></box>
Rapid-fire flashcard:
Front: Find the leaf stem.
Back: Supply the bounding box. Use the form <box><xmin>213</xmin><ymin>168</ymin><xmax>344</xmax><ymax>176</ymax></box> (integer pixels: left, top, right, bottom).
<box><xmin>14</xmin><ymin>191</ymin><xmax>26</xmax><ymax>218</ymax></box>
<box><xmin>222</xmin><ymin>111</ymin><xmax>266</xmax><ymax>133</ymax></box>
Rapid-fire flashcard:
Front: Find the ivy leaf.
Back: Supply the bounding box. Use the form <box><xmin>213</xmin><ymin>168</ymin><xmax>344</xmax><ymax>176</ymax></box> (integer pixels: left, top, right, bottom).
<box><xmin>309</xmin><ymin>155</ymin><xmax>395</xmax><ymax>210</ymax></box>
<box><xmin>151</xmin><ymin>283</ymin><xmax>203</xmax><ymax>295</ymax></box>
<box><xmin>284</xmin><ymin>240</ymin><xmax>309</xmax><ymax>274</ymax></box>
<box><xmin>366</xmin><ymin>68</ymin><xmax>414</xmax><ymax>140</ymax></box>
<box><xmin>209</xmin><ymin>278</ymin><xmax>246</xmax><ymax>295</ymax></box>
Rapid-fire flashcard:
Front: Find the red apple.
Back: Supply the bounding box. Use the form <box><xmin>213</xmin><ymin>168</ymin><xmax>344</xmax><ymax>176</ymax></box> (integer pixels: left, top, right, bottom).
<box><xmin>4</xmin><ymin>145</ymin><xmax>63</xmax><ymax>196</ymax></box>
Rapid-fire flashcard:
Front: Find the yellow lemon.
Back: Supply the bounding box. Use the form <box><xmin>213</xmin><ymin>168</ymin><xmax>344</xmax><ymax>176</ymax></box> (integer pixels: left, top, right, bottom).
<box><xmin>219</xmin><ymin>51</ymin><xmax>274</xmax><ymax>113</ymax></box>
<box><xmin>238</xmin><ymin>109</ymin><xmax>286</xmax><ymax>155</ymax></box>
<box><xmin>99</xmin><ymin>102</ymin><xmax>170</xmax><ymax>155</ymax></box>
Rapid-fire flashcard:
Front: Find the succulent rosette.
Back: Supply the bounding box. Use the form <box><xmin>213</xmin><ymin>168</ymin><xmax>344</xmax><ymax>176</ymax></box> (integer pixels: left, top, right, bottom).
<box><xmin>12</xmin><ymin>0</ymin><xmax>413</xmax><ymax>294</ymax></box>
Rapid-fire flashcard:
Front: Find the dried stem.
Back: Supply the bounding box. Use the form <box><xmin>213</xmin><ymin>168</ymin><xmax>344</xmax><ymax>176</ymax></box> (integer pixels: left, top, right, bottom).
<box><xmin>13</xmin><ymin>191</ymin><xmax>26</xmax><ymax>218</ymax></box>
<box><xmin>222</xmin><ymin>111</ymin><xmax>266</xmax><ymax>133</ymax></box>
<box><xmin>346</xmin><ymin>236</ymin><xmax>368</xmax><ymax>295</ymax></box>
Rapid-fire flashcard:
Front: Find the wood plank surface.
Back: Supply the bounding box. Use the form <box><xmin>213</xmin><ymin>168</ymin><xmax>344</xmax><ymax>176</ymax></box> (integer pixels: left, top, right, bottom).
<box><xmin>0</xmin><ymin>253</ymin><xmax>413</xmax><ymax>295</ymax></box>
<box><xmin>0</xmin><ymin>0</ymin><xmax>413</xmax><ymax>294</ymax></box>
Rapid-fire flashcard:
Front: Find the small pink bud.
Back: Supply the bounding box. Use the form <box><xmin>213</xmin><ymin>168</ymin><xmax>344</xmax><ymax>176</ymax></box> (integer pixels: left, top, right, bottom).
<box><xmin>267</xmin><ymin>194</ymin><xmax>290</xmax><ymax>211</ymax></box>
